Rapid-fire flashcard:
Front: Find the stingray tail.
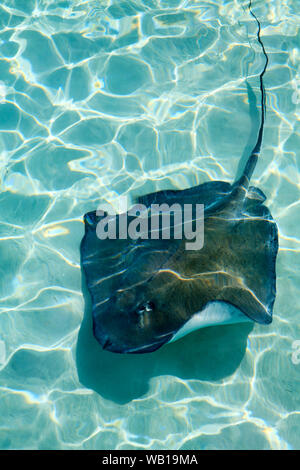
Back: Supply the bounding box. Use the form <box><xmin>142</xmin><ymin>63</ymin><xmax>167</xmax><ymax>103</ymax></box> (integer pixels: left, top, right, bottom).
<box><xmin>235</xmin><ymin>0</ymin><xmax>269</xmax><ymax>189</ymax></box>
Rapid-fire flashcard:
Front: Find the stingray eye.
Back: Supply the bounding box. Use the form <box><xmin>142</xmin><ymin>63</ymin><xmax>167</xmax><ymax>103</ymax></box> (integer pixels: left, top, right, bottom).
<box><xmin>145</xmin><ymin>301</ymin><xmax>155</xmax><ymax>312</ymax></box>
<box><xmin>136</xmin><ymin>301</ymin><xmax>155</xmax><ymax>315</ymax></box>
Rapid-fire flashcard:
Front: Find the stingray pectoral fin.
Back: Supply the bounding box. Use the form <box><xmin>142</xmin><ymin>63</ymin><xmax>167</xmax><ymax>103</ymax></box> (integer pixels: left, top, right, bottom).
<box><xmin>137</xmin><ymin>181</ymin><xmax>232</xmax><ymax>210</ymax></box>
<box><xmin>220</xmin><ymin>286</ymin><xmax>272</xmax><ymax>324</ymax></box>
<box><xmin>170</xmin><ymin>301</ymin><xmax>252</xmax><ymax>343</ymax></box>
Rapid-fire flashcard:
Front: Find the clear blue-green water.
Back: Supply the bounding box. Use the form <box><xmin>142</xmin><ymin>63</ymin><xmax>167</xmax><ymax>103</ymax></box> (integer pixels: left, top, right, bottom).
<box><xmin>0</xmin><ymin>0</ymin><xmax>299</xmax><ymax>450</ymax></box>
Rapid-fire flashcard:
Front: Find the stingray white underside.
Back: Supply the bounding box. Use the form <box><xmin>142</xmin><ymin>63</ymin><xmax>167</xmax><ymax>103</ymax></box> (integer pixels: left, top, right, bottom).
<box><xmin>169</xmin><ymin>301</ymin><xmax>253</xmax><ymax>343</ymax></box>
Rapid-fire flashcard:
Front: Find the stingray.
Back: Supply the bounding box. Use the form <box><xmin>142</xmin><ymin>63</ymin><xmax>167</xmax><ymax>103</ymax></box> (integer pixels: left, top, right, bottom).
<box><xmin>80</xmin><ymin>2</ymin><xmax>278</xmax><ymax>354</ymax></box>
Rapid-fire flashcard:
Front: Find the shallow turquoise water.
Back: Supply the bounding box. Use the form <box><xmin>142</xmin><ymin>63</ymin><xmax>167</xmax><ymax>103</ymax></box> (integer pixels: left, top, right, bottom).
<box><xmin>0</xmin><ymin>0</ymin><xmax>299</xmax><ymax>450</ymax></box>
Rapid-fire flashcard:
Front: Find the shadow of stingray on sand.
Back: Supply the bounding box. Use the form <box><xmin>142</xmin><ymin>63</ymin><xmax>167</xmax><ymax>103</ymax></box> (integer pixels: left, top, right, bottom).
<box><xmin>76</xmin><ymin>272</ymin><xmax>253</xmax><ymax>405</ymax></box>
